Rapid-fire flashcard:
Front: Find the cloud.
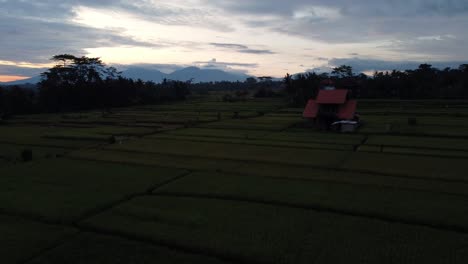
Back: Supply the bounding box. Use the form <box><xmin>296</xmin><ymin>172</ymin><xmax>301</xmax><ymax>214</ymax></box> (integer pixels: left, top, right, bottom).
<box><xmin>210</xmin><ymin>43</ymin><xmax>248</xmax><ymax>49</ymax></box>
<box><xmin>1</xmin><ymin>0</ymin><xmax>468</xmax><ymax>77</ymax></box>
<box><xmin>117</xmin><ymin>63</ymin><xmax>185</xmax><ymax>74</ymax></box>
<box><xmin>209</xmin><ymin>42</ymin><xmax>275</xmax><ymax>54</ymax></box>
<box><xmin>202</xmin><ymin>0</ymin><xmax>468</xmax><ymax>17</ymax></box>
<box><xmin>194</xmin><ymin>58</ymin><xmax>258</xmax><ymax>68</ymax></box>
<box><xmin>0</xmin><ymin>9</ymin><xmax>163</xmax><ymax>63</ymax></box>
<box><xmin>202</xmin><ymin>0</ymin><xmax>468</xmax><ymax>55</ymax></box>
<box><xmin>192</xmin><ymin>58</ymin><xmax>258</xmax><ymax>74</ymax></box>
<box><xmin>0</xmin><ymin>0</ymin><xmax>232</xmax><ymax>64</ymax></box>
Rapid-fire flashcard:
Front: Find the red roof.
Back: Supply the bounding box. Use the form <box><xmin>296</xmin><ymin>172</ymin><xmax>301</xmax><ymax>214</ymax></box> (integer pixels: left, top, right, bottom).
<box><xmin>337</xmin><ymin>100</ymin><xmax>357</xmax><ymax>120</ymax></box>
<box><xmin>316</xmin><ymin>89</ymin><xmax>348</xmax><ymax>104</ymax></box>
<box><xmin>303</xmin><ymin>99</ymin><xmax>319</xmax><ymax>118</ymax></box>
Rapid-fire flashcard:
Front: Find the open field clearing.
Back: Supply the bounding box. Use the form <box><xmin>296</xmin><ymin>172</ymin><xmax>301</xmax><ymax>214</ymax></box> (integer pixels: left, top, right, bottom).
<box><xmin>0</xmin><ymin>215</ymin><xmax>77</xmax><ymax>263</ymax></box>
<box><xmin>28</xmin><ymin>233</ymin><xmax>229</xmax><ymax>264</ymax></box>
<box><xmin>155</xmin><ymin>172</ymin><xmax>468</xmax><ymax>230</ymax></box>
<box><xmin>82</xmin><ymin>195</ymin><xmax>468</xmax><ymax>264</ymax></box>
<box><xmin>105</xmin><ymin>138</ymin><xmax>351</xmax><ymax>167</ymax></box>
<box><xmin>0</xmin><ymin>158</ymin><xmax>186</xmax><ymax>222</ymax></box>
<box><xmin>0</xmin><ymin>143</ymin><xmax>70</xmax><ymax>162</ymax></box>
<box><xmin>1</xmin><ymin>97</ymin><xmax>468</xmax><ymax>263</ymax></box>
<box><xmin>342</xmin><ymin>152</ymin><xmax>468</xmax><ymax>181</ymax></box>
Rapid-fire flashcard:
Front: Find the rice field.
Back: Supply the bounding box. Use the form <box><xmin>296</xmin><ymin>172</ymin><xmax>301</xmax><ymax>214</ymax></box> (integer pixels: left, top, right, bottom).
<box><xmin>1</xmin><ymin>96</ymin><xmax>468</xmax><ymax>263</ymax></box>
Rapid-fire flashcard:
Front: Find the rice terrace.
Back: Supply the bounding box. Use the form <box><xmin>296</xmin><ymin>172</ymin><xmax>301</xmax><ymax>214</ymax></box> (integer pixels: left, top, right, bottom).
<box><xmin>2</xmin><ymin>91</ymin><xmax>468</xmax><ymax>263</ymax></box>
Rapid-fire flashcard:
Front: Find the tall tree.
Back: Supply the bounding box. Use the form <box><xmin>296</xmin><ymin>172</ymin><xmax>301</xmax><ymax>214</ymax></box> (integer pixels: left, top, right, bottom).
<box><xmin>332</xmin><ymin>65</ymin><xmax>353</xmax><ymax>78</ymax></box>
<box><xmin>39</xmin><ymin>55</ymin><xmax>120</xmax><ymax>111</ymax></box>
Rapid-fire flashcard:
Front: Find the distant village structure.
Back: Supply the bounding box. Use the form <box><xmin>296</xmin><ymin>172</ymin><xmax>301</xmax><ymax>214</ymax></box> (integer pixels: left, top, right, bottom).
<box><xmin>303</xmin><ymin>80</ymin><xmax>360</xmax><ymax>132</ymax></box>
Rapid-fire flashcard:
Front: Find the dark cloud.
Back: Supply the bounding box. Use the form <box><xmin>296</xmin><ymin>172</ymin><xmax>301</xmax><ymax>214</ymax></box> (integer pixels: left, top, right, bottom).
<box><xmin>0</xmin><ymin>0</ymin><xmax>232</xmax><ymax>64</ymax></box>
<box><xmin>209</xmin><ymin>43</ymin><xmax>275</xmax><ymax>54</ymax></box>
<box><xmin>203</xmin><ymin>0</ymin><xmax>468</xmax><ymax>17</ymax></box>
<box><xmin>210</xmin><ymin>43</ymin><xmax>249</xmax><ymax>49</ymax></box>
<box><xmin>204</xmin><ymin>0</ymin><xmax>468</xmax><ymax>56</ymax></box>
<box><xmin>239</xmin><ymin>49</ymin><xmax>275</xmax><ymax>54</ymax></box>
<box><xmin>0</xmin><ymin>15</ymin><xmax>161</xmax><ymax>63</ymax></box>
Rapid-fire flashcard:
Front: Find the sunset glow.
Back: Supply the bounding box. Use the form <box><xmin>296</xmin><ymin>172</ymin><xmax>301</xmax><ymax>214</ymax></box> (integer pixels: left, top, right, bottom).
<box><xmin>0</xmin><ymin>75</ymin><xmax>30</xmax><ymax>82</ymax></box>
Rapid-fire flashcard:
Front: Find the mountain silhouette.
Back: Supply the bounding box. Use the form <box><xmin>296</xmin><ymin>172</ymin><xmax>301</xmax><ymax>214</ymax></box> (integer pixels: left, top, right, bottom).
<box><xmin>122</xmin><ymin>66</ymin><xmax>250</xmax><ymax>83</ymax></box>
<box><xmin>1</xmin><ymin>66</ymin><xmax>251</xmax><ymax>86</ymax></box>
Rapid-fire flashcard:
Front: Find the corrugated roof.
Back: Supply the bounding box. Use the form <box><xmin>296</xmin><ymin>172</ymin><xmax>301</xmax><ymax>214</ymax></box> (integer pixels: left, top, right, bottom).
<box><xmin>316</xmin><ymin>89</ymin><xmax>348</xmax><ymax>104</ymax></box>
<box><xmin>303</xmin><ymin>99</ymin><xmax>319</xmax><ymax>118</ymax></box>
<box><xmin>337</xmin><ymin>100</ymin><xmax>357</xmax><ymax>120</ymax></box>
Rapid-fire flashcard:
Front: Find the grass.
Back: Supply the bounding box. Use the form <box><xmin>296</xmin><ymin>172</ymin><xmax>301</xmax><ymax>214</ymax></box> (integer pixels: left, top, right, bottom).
<box><xmin>342</xmin><ymin>152</ymin><xmax>468</xmax><ymax>181</ymax></box>
<box><xmin>106</xmin><ymin>138</ymin><xmax>351</xmax><ymax>167</ymax></box>
<box><xmin>229</xmin><ymin>163</ymin><xmax>468</xmax><ymax>197</ymax></box>
<box><xmin>367</xmin><ymin>135</ymin><xmax>468</xmax><ymax>150</ymax></box>
<box><xmin>155</xmin><ymin>171</ymin><xmax>468</xmax><ymax>230</ymax></box>
<box><xmin>159</xmin><ymin>127</ymin><xmax>269</xmax><ymax>139</ymax></box>
<box><xmin>3</xmin><ymin>97</ymin><xmax>468</xmax><ymax>263</ymax></box>
<box><xmin>82</xmin><ymin>195</ymin><xmax>468</xmax><ymax>264</ymax></box>
<box><xmin>0</xmin><ymin>143</ymin><xmax>71</xmax><ymax>161</ymax></box>
<box><xmin>0</xmin><ymin>158</ymin><xmax>187</xmax><ymax>222</ymax></box>
<box><xmin>149</xmin><ymin>134</ymin><xmax>355</xmax><ymax>151</ymax></box>
<box><xmin>69</xmin><ymin>149</ymin><xmax>247</xmax><ymax>171</ymax></box>
<box><xmin>0</xmin><ymin>214</ymin><xmax>77</xmax><ymax>263</ymax></box>
<box><xmin>29</xmin><ymin>232</ymin><xmax>229</xmax><ymax>264</ymax></box>
<box><xmin>263</xmin><ymin>131</ymin><xmax>365</xmax><ymax>145</ymax></box>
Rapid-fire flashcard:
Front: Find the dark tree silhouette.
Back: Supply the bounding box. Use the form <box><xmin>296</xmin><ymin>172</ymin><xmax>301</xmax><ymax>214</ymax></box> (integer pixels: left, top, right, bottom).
<box><xmin>284</xmin><ymin>64</ymin><xmax>468</xmax><ymax>106</ymax></box>
<box><xmin>37</xmin><ymin>54</ymin><xmax>190</xmax><ymax>113</ymax></box>
<box><xmin>332</xmin><ymin>65</ymin><xmax>353</xmax><ymax>78</ymax></box>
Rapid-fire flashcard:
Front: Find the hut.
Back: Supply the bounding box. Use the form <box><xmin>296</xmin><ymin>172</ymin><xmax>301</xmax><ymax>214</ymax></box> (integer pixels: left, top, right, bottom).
<box><xmin>303</xmin><ymin>84</ymin><xmax>359</xmax><ymax>132</ymax></box>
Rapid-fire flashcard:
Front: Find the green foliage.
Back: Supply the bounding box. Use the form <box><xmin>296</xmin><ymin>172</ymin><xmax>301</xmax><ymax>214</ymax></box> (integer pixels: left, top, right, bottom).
<box><xmin>83</xmin><ymin>195</ymin><xmax>468</xmax><ymax>264</ymax></box>
<box><xmin>21</xmin><ymin>148</ymin><xmax>33</xmax><ymax>162</ymax></box>
<box><xmin>342</xmin><ymin>152</ymin><xmax>468</xmax><ymax>181</ymax></box>
<box><xmin>29</xmin><ymin>233</ymin><xmax>228</xmax><ymax>264</ymax></box>
<box><xmin>106</xmin><ymin>138</ymin><xmax>350</xmax><ymax>167</ymax></box>
<box><xmin>0</xmin><ymin>215</ymin><xmax>76</xmax><ymax>263</ymax></box>
<box><xmin>156</xmin><ymin>172</ymin><xmax>468</xmax><ymax>230</ymax></box>
<box><xmin>0</xmin><ymin>159</ymin><xmax>186</xmax><ymax>222</ymax></box>
<box><xmin>3</xmin><ymin>97</ymin><xmax>468</xmax><ymax>263</ymax></box>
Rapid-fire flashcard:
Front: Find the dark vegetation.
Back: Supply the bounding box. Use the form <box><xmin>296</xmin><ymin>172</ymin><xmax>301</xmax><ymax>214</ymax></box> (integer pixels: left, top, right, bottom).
<box><xmin>2</xmin><ymin>93</ymin><xmax>468</xmax><ymax>263</ymax></box>
<box><xmin>0</xmin><ymin>55</ymin><xmax>190</xmax><ymax>116</ymax></box>
<box><xmin>1</xmin><ymin>54</ymin><xmax>467</xmax><ymax>116</ymax></box>
<box><xmin>284</xmin><ymin>64</ymin><xmax>468</xmax><ymax>106</ymax></box>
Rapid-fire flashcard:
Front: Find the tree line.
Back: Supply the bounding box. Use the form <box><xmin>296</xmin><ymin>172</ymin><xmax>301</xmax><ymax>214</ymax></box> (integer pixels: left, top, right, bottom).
<box><xmin>0</xmin><ymin>55</ymin><xmax>190</xmax><ymax>117</ymax></box>
<box><xmin>284</xmin><ymin>63</ymin><xmax>468</xmax><ymax>106</ymax></box>
<box><xmin>2</xmin><ymin>56</ymin><xmax>468</xmax><ymax>117</ymax></box>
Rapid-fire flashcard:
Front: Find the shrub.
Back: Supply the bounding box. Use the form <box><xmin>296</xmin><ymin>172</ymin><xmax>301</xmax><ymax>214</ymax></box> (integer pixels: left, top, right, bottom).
<box><xmin>21</xmin><ymin>149</ymin><xmax>33</xmax><ymax>162</ymax></box>
<box><xmin>408</xmin><ymin>118</ymin><xmax>418</xmax><ymax>126</ymax></box>
<box><xmin>108</xmin><ymin>136</ymin><xmax>117</xmax><ymax>144</ymax></box>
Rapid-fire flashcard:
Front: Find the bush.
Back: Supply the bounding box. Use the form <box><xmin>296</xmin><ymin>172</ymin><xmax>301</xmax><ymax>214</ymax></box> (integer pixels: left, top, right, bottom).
<box><xmin>108</xmin><ymin>136</ymin><xmax>117</xmax><ymax>144</ymax></box>
<box><xmin>408</xmin><ymin>118</ymin><xmax>418</xmax><ymax>126</ymax></box>
<box><xmin>21</xmin><ymin>149</ymin><xmax>33</xmax><ymax>162</ymax></box>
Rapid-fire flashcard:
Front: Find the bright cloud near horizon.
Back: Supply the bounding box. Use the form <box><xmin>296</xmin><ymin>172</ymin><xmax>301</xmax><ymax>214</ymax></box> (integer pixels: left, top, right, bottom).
<box><xmin>1</xmin><ymin>0</ymin><xmax>468</xmax><ymax>82</ymax></box>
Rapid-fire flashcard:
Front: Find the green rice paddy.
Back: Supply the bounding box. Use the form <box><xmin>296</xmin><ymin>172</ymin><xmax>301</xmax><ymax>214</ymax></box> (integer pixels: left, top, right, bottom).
<box><xmin>1</xmin><ymin>96</ymin><xmax>468</xmax><ymax>263</ymax></box>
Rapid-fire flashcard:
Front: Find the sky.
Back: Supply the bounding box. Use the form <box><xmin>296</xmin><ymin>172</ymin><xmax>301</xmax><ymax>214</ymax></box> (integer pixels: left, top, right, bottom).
<box><xmin>1</xmin><ymin>0</ymin><xmax>468</xmax><ymax>82</ymax></box>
